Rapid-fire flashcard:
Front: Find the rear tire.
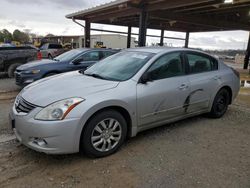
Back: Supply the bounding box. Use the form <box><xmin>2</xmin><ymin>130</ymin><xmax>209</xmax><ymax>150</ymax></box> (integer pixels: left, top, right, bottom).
<box><xmin>208</xmin><ymin>88</ymin><xmax>230</xmax><ymax>118</ymax></box>
<box><xmin>80</xmin><ymin>110</ymin><xmax>127</xmax><ymax>158</ymax></box>
<box><xmin>7</xmin><ymin>63</ymin><xmax>22</xmax><ymax>78</ymax></box>
<box><xmin>48</xmin><ymin>54</ymin><xmax>53</xmax><ymax>59</ymax></box>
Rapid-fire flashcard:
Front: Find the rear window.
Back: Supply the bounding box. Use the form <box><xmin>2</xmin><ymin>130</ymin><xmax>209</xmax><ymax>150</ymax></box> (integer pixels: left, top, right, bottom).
<box><xmin>48</xmin><ymin>44</ymin><xmax>62</xmax><ymax>49</ymax></box>
<box><xmin>186</xmin><ymin>53</ymin><xmax>218</xmax><ymax>74</ymax></box>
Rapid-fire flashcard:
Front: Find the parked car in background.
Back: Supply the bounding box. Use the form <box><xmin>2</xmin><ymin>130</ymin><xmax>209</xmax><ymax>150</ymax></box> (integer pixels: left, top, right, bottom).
<box><xmin>15</xmin><ymin>48</ymin><xmax>119</xmax><ymax>86</ymax></box>
<box><xmin>0</xmin><ymin>46</ymin><xmax>39</xmax><ymax>77</ymax></box>
<box><xmin>40</xmin><ymin>43</ymin><xmax>65</xmax><ymax>59</ymax></box>
<box><xmin>10</xmin><ymin>47</ymin><xmax>240</xmax><ymax>157</ymax></box>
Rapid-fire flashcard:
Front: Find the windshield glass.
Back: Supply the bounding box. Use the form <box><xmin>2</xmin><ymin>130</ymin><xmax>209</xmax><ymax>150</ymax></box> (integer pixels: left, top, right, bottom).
<box><xmin>54</xmin><ymin>49</ymin><xmax>83</xmax><ymax>62</ymax></box>
<box><xmin>84</xmin><ymin>51</ymin><xmax>154</xmax><ymax>81</ymax></box>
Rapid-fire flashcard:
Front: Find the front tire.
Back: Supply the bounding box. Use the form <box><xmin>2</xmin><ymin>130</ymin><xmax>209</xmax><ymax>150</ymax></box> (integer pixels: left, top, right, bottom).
<box><xmin>7</xmin><ymin>63</ymin><xmax>22</xmax><ymax>78</ymax></box>
<box><xmin>81</xmin><ymin>110</ymin><xmax>127</xmax><ymax>158</ymax></box>
<box><xmin>208</xmin><ymin>88</ymin><xmax>230</xmax><ymax>118</ymax></box>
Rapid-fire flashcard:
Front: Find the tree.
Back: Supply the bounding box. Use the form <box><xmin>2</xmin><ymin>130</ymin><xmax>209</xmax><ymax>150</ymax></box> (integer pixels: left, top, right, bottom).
<box><xmin>13</xmin><ymin>29</ymin><xmax>30</xmax><ymax>43</ymax></box>
<box><xmin>0</xmin><ymin>29</ymin><xmax>12</xmax><ymax>42</ymax></box>
<box><xmin>45</xmin><ymin>34</ymin><xmax>55</xmax><ymax>37</ymax></box>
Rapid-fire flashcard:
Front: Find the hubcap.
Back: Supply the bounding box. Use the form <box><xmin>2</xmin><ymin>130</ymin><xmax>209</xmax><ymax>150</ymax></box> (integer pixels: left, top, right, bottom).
<box><xmin>216</xmin><ymin>95</ymin><xmax>226</xmax><ymax>112</ymax></box>
<box><xmin>91</xmin><ymin>118</ymin><xmax>122</xmax><ymax>152</ymax></box>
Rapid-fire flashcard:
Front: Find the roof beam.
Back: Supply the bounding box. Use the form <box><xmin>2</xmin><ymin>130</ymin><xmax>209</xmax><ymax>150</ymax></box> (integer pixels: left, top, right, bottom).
<box><xmin>146</xmin><ymin>0</ymin><xmax>218</xmax><ymax>11</ymax></box>
<box><xmin>150</xmin><ymin>11</ymin><xmax>250</xmax><ymax>31</ymax></box>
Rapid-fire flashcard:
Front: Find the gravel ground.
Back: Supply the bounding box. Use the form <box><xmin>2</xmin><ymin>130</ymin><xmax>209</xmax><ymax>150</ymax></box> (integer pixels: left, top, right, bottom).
<box><xmin>0</xmin><ymin>78</ymin><xmax>20</xmax><ymax>93</ymax></box>
<box><xmin>0</xmin><ymin>99</ymin><xmax>250</xmax><ymax>188</ymax></box>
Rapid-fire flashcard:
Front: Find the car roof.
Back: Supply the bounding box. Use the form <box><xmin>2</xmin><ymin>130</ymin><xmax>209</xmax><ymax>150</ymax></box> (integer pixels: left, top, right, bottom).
<box><xmin>125</xmin><ymin>47</ymin><xmax>211</xmax><ymax>56</ymax></box>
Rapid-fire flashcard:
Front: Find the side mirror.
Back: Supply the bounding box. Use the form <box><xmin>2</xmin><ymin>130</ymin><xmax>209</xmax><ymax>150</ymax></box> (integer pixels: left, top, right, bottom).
<box><xmin>72</xmin><ymin>59</ymin><xmax>82</xmax><ymax>65</ymax></box>
<box><xmin>140</xmin><ymin>72</ymin><xmax>152</xmax><ymax>84</ymax></box>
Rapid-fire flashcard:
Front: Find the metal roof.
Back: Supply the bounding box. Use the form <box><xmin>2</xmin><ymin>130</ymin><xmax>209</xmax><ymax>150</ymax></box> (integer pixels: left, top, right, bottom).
<box><xmin>66</xmin><ymin>0</ymin><xmax>250</xmax><ymax>32</ymax></box>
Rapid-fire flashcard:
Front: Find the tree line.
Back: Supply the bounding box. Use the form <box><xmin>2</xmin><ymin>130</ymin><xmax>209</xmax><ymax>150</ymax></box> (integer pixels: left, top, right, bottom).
<box><xmin>0</xmin><ymin>29</ymin><xmax>30</xmax><ymax>43</ymax></box>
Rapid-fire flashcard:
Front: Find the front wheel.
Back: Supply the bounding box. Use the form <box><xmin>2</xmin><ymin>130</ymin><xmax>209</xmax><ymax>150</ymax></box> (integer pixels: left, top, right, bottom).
<box><xmin>80</xmin><ymin>110</ymin><xmax>127</xmax><ymax>158</ymax></box>
<box><xmin>208</xmin><ymin>88</ymin><xmax>230</xmax><ymax>118</ymax></box>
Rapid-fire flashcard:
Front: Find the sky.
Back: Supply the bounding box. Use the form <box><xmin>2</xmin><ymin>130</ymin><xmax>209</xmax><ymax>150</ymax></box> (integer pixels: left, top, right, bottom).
<box><xmin>0</xmin><ymin>0</ymin><xmax>249</xmax><ymax>50</ymax></box>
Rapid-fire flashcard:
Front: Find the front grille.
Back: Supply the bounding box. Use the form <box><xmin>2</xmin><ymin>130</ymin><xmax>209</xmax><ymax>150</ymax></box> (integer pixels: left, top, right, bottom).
<box><xmin>15</xmin><ymin>97</ymin><xmax>37</xmax><ymax>114</ymax></box>
<box><xmin>15</xmin><ymin>73</ymin><xmax>22</xmax><ymax>84</ymax></box>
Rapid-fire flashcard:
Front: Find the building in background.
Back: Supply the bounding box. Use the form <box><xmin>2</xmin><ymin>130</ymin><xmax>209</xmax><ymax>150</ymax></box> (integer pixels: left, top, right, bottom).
<box><xmin>32</xmin><ymin>34</ymin><xmax>137</xmax><ymax>49</ymax></box>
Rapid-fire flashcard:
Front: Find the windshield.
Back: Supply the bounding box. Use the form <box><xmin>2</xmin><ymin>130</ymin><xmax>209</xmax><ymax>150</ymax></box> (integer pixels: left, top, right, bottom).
<box><xmin>54</xmin><ymin>49</ymin><xmax>83</xmax><ymax>62</ymax></box>
<box><xmin>84</xmin><ymin>51</ymin><xmax>154</xmax><ymax>81</ymax></box>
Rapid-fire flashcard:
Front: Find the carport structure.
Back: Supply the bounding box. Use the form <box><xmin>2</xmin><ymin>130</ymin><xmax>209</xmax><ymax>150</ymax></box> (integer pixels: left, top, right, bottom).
<box><xmin>66</xmin><ymin>0</ymin><xmax>250</xmax><ymax>70</ymax></box>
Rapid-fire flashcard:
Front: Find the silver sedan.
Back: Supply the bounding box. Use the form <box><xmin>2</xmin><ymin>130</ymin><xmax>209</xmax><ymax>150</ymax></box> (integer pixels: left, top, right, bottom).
<box><xmin>10</xmin><ymin>47</ymin><xmax>240</xmax><ymax>157</ymax></box>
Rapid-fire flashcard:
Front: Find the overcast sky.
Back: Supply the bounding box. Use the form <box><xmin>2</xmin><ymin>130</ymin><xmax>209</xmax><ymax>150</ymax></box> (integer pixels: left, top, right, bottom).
<box><xmin>0</xmin><ymin>0</ymin><xmax>249</xmax><ymax>50</ymax></box>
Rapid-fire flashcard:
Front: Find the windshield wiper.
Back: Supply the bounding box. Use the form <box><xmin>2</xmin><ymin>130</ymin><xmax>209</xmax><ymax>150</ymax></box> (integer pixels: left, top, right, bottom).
<box><xmin>84</xmin><ymin>73</ymin><xmax>105</xmax><ymax>80</ymax></box>
<box><xmin>53</xmin><ymin>58</ymin><xmax>60</xmax><ymax>62</ymax></box>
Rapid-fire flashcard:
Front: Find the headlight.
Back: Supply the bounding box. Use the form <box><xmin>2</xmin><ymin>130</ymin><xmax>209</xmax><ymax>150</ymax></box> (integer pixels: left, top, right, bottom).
<box><xmin>35</xmin><ymin>98</ymin><xmax>84</xmax><ymax>121</ymax></box>
<box><xmin>23</xmin><ymin>70</ymin><xmax>40</xmax><ymax>74</ymax></box>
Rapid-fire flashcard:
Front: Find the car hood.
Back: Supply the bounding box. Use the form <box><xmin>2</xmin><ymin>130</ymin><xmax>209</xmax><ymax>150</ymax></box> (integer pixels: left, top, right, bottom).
<box><xmin>20</xmin><ymin>71</ymin><xmax>119</xmax><ymax>106</ymax></box>
<box><xmin>17</xmin><ymin>59</ymin><xmax>57</xmax><ymax>70</ymax></box>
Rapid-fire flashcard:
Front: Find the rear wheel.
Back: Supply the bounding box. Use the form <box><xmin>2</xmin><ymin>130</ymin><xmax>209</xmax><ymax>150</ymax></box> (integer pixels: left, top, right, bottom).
<box><xmin>81</xmin><ymin>110</ymin><xmax>127</xmax><ymax>158</ymax></box>
<box><xmin>48</xmin><ymin>54</ymin><xmax>53</xmax><ymax>59</ymax></box>
<box><xmin>208</xmin><ymin>88</ymin><xmax>230</xmax><ymax>118</ymax></box>
<box><xmin>7</xmin><ymin>63</ymin><xmax>22</xmax><ymax>78</ymax></box>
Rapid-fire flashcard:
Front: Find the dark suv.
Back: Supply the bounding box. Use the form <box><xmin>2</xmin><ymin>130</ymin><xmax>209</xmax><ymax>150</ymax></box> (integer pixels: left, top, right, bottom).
<box><xmin>15</xmin><ymin>48</ymin><xmax>118</xmax><ymax>87</ymax></box>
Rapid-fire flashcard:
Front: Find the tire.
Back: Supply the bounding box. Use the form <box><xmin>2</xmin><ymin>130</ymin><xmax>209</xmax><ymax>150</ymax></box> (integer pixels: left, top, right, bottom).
<box><xmin>7</xmin><ymin>63</ymin><xmax>22</xmax><ymax>78</ymax></box>
<box><xmin>208</xmin><ymin>88</ymin><xmax>230</xmax><ymax>118</ymax></box>
<box><xmin>48</xmin><ymin>54</ymin><xmax>53</xmax><ymax>59</ymax></box>
<box><xmin>81</xmin><ymin>110</ymin><xmax>127</xmax><ymax>158</ymax></box>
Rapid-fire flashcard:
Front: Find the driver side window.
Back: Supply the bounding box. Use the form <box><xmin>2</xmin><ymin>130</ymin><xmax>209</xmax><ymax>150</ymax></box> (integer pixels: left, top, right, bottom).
<box><xmin>82</xmin><ymin>51</ymin><xmax>100</xmax><ymax>61</ymax></box>
<box><xmin>147</xmin><ymin>52</ymin><xmax>185</xmax><ymax>80</ymax></box>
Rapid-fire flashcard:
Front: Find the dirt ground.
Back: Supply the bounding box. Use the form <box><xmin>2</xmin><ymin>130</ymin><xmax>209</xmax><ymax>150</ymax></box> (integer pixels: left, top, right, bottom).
<box><xmin>0</xmin><ymin>66</ymin><xmax>250</xmax><ymax>188</ymax></box>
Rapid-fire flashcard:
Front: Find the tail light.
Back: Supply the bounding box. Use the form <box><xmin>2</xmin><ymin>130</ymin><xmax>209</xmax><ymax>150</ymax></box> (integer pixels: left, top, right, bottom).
<box><xmin>231</xmin><ymin>67</ymin><xmax>240</xmax><ymax>78</ymax></box>
<box><xmin>37</xmin><ymin>51</ymin><xmax>42</xmax><ymax>60</ymax></box>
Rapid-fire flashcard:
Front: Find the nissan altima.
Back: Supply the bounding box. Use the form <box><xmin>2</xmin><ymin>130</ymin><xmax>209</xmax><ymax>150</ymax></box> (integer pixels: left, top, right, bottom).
<box><xmin>9</xmin><ymin>47</ymin><xmax>240</xmax><ymax>157</ymax></box>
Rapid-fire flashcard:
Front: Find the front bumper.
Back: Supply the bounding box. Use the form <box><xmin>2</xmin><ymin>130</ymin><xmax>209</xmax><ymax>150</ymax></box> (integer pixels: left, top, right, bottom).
<box><xmin>9</xmin><ymin>105</ymin><xmax>81</xmax><ymax>154</ymax></box>
<box><xmin>15</xmin><ymin>71</ymin><xmax>42</xmax><ymax>87</ymax></box>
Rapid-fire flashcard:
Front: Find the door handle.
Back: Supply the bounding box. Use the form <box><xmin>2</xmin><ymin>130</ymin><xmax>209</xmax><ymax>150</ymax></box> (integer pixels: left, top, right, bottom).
<box><xmin>179</xmin><ymin>84</ymin><xmax>188</xmax><ymax>90</ymax></box>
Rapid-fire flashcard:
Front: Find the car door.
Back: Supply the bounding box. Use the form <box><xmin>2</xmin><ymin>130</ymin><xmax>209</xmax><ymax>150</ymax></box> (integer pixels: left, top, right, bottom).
<box><xmin>137</xmin><ymin>52</ymin><xmax>190</xmax><ymax>128</ymax></box>
<box><xmin>184</xmin><ymin>52</ymin><xmax>220</xmax><ymax>113</ymax></box>
<box><xmin>70</xmin><ymin>51</ymin><xmax>101</xmax><ymax>71</ymax></box>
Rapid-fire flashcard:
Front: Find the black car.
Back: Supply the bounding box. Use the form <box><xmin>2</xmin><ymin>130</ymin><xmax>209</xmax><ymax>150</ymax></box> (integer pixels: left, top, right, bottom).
<box><xmin>15</xmin><ymin>48</ymin><xmax>119</xmax><ymax>87</ymax></box>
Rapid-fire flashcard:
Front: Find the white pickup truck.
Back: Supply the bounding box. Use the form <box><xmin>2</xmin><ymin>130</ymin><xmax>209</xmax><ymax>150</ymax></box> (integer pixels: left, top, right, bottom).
<box><xmin>40</xmin><ymin>43</ymin><xmax>65</xmax><ymax>59</ymax></box>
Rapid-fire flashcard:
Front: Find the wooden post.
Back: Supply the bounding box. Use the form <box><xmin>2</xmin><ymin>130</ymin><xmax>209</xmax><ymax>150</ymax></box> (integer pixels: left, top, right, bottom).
<box><xmin>160</xmin><ymin>29</ymin><xmax>164</xmax><ymax>46</ymax></box>
<box><xmin>138</xmin><ymin>9</ymin><xmax>148</xmax><ymax>47</ymax></box>
<box><xmin>127</xmin><ymin>26</ymin><xmax>131</xmax><ymax>48</ymax></box>
<box><xmin>185</xmin><ymin>31</ymin><xmax>190</xmax><ymax>48</ymax></box>
<box><xmin>85</xmin><ymin>20</ymin><xmax>90</xmax><ymax>48</ymax></box>
<box><xmin>244</xmin><ymin>32</ymin><xmax>250</xmax><ymax>69</ymax></box>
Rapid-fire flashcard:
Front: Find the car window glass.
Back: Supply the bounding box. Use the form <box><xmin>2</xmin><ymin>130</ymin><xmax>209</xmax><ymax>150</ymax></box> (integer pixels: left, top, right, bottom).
<box><xmin>102</xmin><ymin>51</ymin><xmax>115</xmax><ymax>58</ymax></box>
<box><xmin>48</xmin><ymin>44</ymin><xmax>62</xmax><ymax>49</ymax></box>
<box><xmin>85</xmin><ymin>51</ymin><xmax>154</xmax><ymax>81</ymax></box>
<box><xmin>147</xmin><ymin>52</ymin><xmax>184</xmax><ymax>80</ymax></box>
<box><xmin>187</xmin><ymin>53</ymin><xmax>214</xmax><ymax>73</ymax></box>
<box><xmin>82</xmin><ymin>51</ymin><xmax>100</xmax><ymax>61</ymax></box>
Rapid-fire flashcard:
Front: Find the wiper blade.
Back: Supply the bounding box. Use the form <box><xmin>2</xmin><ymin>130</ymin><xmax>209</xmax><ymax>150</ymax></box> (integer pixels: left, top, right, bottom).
<box><xmin>53</xmin><ymin>58</ymin><xmax>59</xmax><ymax>61</ymax></box>
<box><xmin>84</xmin><ymin>73</ymin><xmax>105</xmax><ymax>80</ymax></box>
